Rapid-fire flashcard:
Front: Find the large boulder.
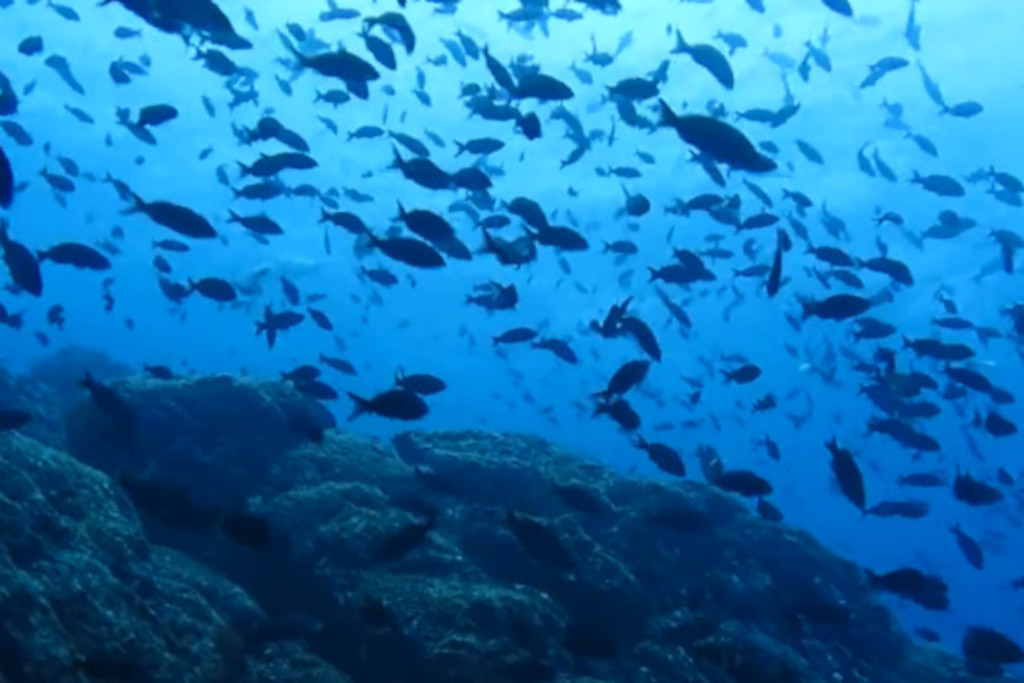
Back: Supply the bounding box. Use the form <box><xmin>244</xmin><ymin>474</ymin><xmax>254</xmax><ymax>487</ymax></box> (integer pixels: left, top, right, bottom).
<box><xmin>0</xmin><ymin>431</ymin><xmax>350</xmax><ymax>683</ymax></box>
<box><xmin>14</xmin><ymin>375</ymin><xmax>1011</xmax><ymax>683</ymax></box>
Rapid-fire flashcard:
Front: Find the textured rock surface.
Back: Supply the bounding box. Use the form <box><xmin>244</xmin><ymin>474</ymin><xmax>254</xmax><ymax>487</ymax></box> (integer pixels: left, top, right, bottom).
<box><xmin>0</xmin><ymin>430</ymin><xmax>348</xmax><ymax>683</ymax></box>
<box><xmin>0</xmin><ymin>374</ymin><xmax>1013</xmax><ymax>682</ymax></box>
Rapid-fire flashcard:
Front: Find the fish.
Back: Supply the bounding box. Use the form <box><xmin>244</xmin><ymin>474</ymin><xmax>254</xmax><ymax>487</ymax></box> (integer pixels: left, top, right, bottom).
<box><xmin>1</xmin><ymin>219</ymin><xmax>43</xmax><ymax>296</ymax></box>
<box><xmin>635</xmin><ymin>436</ymin><xmax>686</xmax><ymax>477</ymax></box>
<box><xmin>189</xmin><ymin>277</ymin><xmax>237</xmax><ymax>303</ymax></box>
<box><xmin>802</xmin><ymin>294</ymin><xmax>871</xmax><ymax>321</ymax></box>
<box><xmin>348</xmin><ymin>389</ymin><xmax>428</xmax><ymax>421</ymax></box>
<box><xmin>826</xmin><ymin>438</ymin><xmax>865</xmax><ymax>511</ymax></box>
<box><xmin>0</xmin><ymin>408</ymin><xmax>31</xmax><ymax>431</ymax></box>
<box><xmin>712</xmin><ymin>469</ymin><xmax>772</xmax><ymax>497</ymax></box>
<box><xmin>658</xmin><ymin>100</ymin><xmax>776</xmax><ymax>173</ymax></box>
<box><xmin>953</xmin><ymin>471</ymin><xmax>1004</xmax><ymax>506</ymax></box>
<box><xmin>950</xmin><ymin>525</ymin><xmax>984</xmax><ymax>570</ymax></box>
<box><xmin>80</xmin><ymin>372</ymin><xmax>134</xmax><ymax>434</ymax></box>
<box><xmin>867</xmin><ymin>568</ymin><xmax>948</xmax><ymax>610</ymax></box>
<box><xmin>37</xmin><ymin>243</ymin><xmax>112</xmax><ymax>270</ymax></box>
<box><xmin>395</xmin><ymin>370</ymin><xmax>447</xmax><ymax>396</ymax></box>
<box><xmin>962</xmin><ymin>627</ymin><xmax>1024</xmax><ymax>667</ymax></box>
<box><xmin>0</xmin><ymin>144</ymin><xmax>12</xmax><ymax>208</ymax></box>
<box><xmin>126</xmin><ymin>193</ymin><xmax>217</xmax><ymax>239</ymax></box>
<box><xmin>723</xmin><ymin>364</ymin><xmax>761</xmax><ymax>384</ymax></box>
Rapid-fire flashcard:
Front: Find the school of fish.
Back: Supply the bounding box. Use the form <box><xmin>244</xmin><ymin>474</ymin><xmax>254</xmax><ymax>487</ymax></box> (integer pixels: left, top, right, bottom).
<box><xmin>1</xmin><ymin>0</ymin><xmax>1023</xmax><ymax>675</ymax></box>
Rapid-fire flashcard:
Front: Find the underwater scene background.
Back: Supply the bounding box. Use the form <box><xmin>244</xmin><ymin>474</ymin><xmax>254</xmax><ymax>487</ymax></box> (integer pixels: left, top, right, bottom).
<box><xmin>1</xmin><ymin>0</ymin><xmax>1023</xmax><ymax>680</ymax></box>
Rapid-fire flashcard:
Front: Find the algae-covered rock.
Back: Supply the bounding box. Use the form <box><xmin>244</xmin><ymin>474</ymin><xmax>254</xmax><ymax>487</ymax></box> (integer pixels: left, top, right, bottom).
<box><xmin>0</xmin><ymin>431</ymin><xmax>349</xmax><ymax>683</ymax></box>
<box><xmin>5</xmin><ymin>377</ymin><xmax>1012</xmax><ymax>683</ymax></box>
<box><xmin>65</xmin><ymin>375</ymin><xmax>334</xmax><ymax>504</ymax></box>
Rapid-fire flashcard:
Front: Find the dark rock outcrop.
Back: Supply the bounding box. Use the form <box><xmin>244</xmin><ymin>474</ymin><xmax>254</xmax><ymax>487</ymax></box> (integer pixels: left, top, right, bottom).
<box><xmin>0</xmin><ymin>374</ymin><xmax>1012</xmax><ymax>682</ymax></box>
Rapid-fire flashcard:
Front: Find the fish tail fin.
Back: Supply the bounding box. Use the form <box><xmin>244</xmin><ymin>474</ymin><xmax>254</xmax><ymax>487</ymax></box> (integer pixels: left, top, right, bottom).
<box><xmin>799</xmin><ymin>298</ymin><xmax>814</xmax><ymax>320</ymax></box>
<box><xmin>389</xmin><ymin>145</ymin><xmax>403</xmax><ymax>170</ymax></box>
<box><xmin>454</xmin><ymin>141</ymin><xmax>466</xmax><ymax>157</ymax></box>
<box><xmin>122</xmin><ymin>191</ymin><xmax>146</xmax><ymax>215</ymax></box>
<box><xmin>672</xmin><ymin>28</ymin><xmax>686</xmax><ymax>52</ymax></box>
<box><xmin>646</xmin><ymin>267</ymin><xmax>659</xmax><ymax>283</ymax></box>
<box><xmin>346</xmin><ymin>393</ymin><xmax>370</xmax><ymax>421</ymax></box>
<box><xmin>277</xmin><ymin>31</ymin><xmax>302</xmax><ymax>63</ymax></box>
<box><xmin>657</xmin><ymin>99</ymin><xmax>676</xmax><ymax>128</ymax></box>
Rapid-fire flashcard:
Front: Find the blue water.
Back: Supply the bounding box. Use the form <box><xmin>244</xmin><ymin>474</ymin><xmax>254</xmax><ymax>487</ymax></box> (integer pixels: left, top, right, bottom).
<box><xmin>1</xmin><ymin>0</ymin><xmax>1022</xmax><ymax>669</ymax></box>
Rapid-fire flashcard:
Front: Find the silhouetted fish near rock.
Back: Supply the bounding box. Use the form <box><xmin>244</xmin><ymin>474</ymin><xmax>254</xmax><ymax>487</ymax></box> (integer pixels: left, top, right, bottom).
<box><xmin>963</xmin><ymin>626</ymin><xmax>1024</xmax><ymax>668</ymax></box>
<box><xmin>826</xmin><ymin>438</ymin><xmax>865</xmax><ymax>511</ymax></box>
<box><xmin>371</xmin><ymin>512</ymin><xmax>436</xmax><ymax>563</ymax></box>
<box><xmin>143</xmin><ymin>364</ymin><xmax>175</xmax><ymax>380</ymax></box>
<box><xmin>219</xmin><ymin>510</ymin><xmax>272</xmax><ymax>550</ymax></box>
<box><xmin>594</xmin><ymin>397</ymin><xmax>640</xmax><ymax>431</ymax></box>
<box><xmin>867</xmin><ymin>568</ymin><xmax>948</xmax><ymax>610</ymax></box>
<box><xmin>866</xmin><ymin>500</ymin><xmax>929</xmax><ymax>519</ymax></box>
<box><xmin>505</xmin><ymin>509</ymin><xmax>577</xmax><ymax>569</ymax></box>
<box><xmin>348</xmin><ymin>389</ymin><xmax>428</xmax><ymax>421</ymax></box>
<box><xmin>713</xmin><ymin>469</ymin><xmax>772</xmax><ymax>497</ymax></box>
<box><xmin>81</xmin><ymin>371</ymin><xmax>134</xmax><ymax>434</ymax></box>
<box><xmin>0</xmin><ymin>408</ymin><xmax>31</xmax><ymax>431</ymax></box>
<box><xmin>658</xmin><ymin>100</ymin><xmax>775</xmax><ymax>173</ymax></box>
<box><xmin>634</xmin><ymin>438</ymin><xmax>684</xmax><ymax>475</ymax></box>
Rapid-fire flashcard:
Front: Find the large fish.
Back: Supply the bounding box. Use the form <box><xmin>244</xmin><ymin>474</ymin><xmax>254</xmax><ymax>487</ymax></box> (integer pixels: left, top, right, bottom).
<box><xmin>658</xmin><ymin>100</ymin><xmax>775</xmax><ymax>173</ymax></box>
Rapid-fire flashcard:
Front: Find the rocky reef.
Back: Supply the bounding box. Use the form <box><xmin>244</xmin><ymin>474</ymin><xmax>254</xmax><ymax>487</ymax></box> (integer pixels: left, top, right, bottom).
<box><xmin>0</xmin><ymin>368</ymin><xmax>1014</xmax><ymax>682</ymax></box>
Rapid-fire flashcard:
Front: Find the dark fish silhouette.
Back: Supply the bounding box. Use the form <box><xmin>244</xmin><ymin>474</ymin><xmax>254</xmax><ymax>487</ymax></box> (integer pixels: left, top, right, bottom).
<box><xmin>348</xmin><ymin>389</ymin><xmax>428</xmax><ymax>421</ymax></box>
<box><xmin>0</xmin><ymin>219</ymin><xmax>42</xmax><ymax>296</ymax></box>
